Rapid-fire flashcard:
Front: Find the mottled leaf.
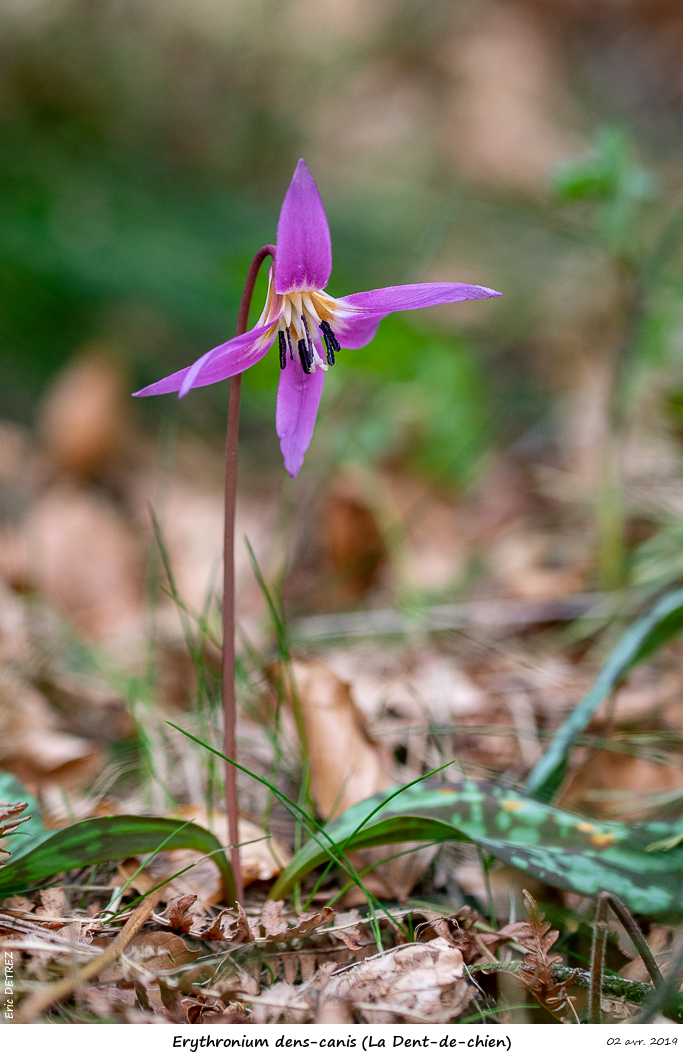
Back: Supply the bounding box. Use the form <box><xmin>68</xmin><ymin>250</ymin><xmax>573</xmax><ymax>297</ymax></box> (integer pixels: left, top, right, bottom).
<box><xmin>0</xmin><ymin>814</ymin><xmax>235</xmax><ymax>903</ymax></box>
<box><xmin>270</xmin><ymin>781</ymin><xmax>683</xmax><ymax>918</ymax></box>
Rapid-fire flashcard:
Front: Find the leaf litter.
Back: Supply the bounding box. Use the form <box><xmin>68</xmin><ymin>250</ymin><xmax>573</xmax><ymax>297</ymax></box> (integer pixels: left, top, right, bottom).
<box><xmin>3</xmin><ymin>357</ymin><xmax>683</xmax><ymax>1022</ymax></box>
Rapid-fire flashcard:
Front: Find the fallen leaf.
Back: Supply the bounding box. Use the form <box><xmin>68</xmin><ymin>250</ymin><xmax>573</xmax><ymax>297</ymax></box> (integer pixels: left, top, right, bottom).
<box><xmin>562</xmin><ymin>750</ymin><xmax>683</xmax><ymax>821</ymax></box>
<box><xmin>320</xmin><ymin>474</ymin><xmax>387</xmax><ymax>602</ymax></box>
<box><xmin>425</xmin><ymin>909</ymin><xmax>528</xmax><ymax>964</ymax></box>
<box><xmin>99</xmin><ymin>932</ymin><xmax>198</xmax><ymax>982</ymax></box>
<box><xmin>0</xmin><ymin>669</ymin><xmax>102</xmax><ymax>792</ymax></box>
<box><xmin>261</xmin><ymin>900</ymin><xmax>289</xmax><ymax>941</ymax></box>
<box><xmin>223</xmin><ymin>903</ymin><xmax>255</xmax><ymax>944</ymax></box>
<box><xmin>38</xmin><ymin>350</ymin><xmax>131</xmax><ymax>479</ymax></box>
<box><xmin>35</xmin><ymin>887</ymin><xmax>67</xmax><ymax>920</ymax></box>
<box><xmin>22</xmin><ymin>484</ymin><xmax>143</xmax><ymax>640</ymax></box>
<box><xmin>286</xmin><ymin>659</ymin><xmax>392</xmax><ymax>820</ymax></box>
<box><xmin>167</xmin><ymin>894</ymin><xmax>197</xmax><ymax>934</ymax></box>
<box><xmin>326</xmin><ymin>939</ymin><xmax>471</xmax><ymax>1024</ymax></box>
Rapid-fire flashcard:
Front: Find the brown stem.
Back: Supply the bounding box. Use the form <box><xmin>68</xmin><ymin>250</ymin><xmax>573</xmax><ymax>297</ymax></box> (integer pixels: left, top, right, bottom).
<box><xmin>223</xmin><ymin>244</ymin><xmax>275</xmax><ymax>905</ymax></box>
<box><xmin>605</xmin><ymin>892</ymin><xmax>664</xmax><ymax>991</ymax></box>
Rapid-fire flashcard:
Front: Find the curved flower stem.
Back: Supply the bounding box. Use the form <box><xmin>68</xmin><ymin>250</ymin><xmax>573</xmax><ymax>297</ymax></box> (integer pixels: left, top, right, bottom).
<box><xmin>223</xmin><ymin>244</ymin><xmax>276</xmax><ymax>904</ymax></box>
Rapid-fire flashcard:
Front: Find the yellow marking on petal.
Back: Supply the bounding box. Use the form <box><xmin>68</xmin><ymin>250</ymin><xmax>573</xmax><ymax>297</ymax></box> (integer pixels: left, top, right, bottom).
<box><xmin>501</xmin><ymin>798</ymin><xmax>524</xmax><ymax>812</ymax></box>
<box><xmin>589</xmin><ymin>831</ymin><xmax>618</xmax><ymax>848</ymax></box>
<box><xmin>289</xmin><ymin>292</ymin><xmax>303</xmax><ymax>316</ymax></box>
<box><xmin>284</xmin><ymin>298</ymin><xmax>292</xmax><ymax>329</ymax></box>
<box><xmin>576</xmin><ymin>822</ymin><xmax>596</xmax><ymax>833</ymax></box>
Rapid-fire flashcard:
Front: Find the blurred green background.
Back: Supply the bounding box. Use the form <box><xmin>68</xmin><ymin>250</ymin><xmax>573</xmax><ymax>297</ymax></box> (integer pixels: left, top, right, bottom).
<box><xmin>2</xmin><ymin>0</ymin><xmax>683</xmax><ymax>488</ymax></box>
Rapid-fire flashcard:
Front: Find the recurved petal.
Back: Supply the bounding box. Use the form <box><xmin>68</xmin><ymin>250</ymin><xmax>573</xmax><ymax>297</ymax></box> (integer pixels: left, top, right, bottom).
<box><xmin>133</xmin><ymin>320</ymin><xmax>279</xmax><ymax>398</ymax></box>
<box><xmin>333</xmin><ymin>313</ymin><xmax>383</xmax><ymax>350</ymax></box>
<box><xmin>275</xmin><ymin>354</ymin><xmax>326</xmax><ymax>478</ymax></box>
<box><xmin>274</xmin><ymin>160</ymin><xmax>332</xmax><ymax>295</ymax></box>
<box><xmin>339</xmin><ymin>281</ymin><xmax>501</xmax><ymax>315</ymax></box>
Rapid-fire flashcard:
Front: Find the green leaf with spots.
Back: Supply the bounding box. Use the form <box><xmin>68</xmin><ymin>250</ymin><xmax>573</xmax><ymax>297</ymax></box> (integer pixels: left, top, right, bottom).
<box><xmin>0</xmin><ymin>814</ymin><xmax>235</xmax><ymax>903</ymax></box>
<box><xmin>270</xmin><ymin>781</ymin><xmax>683</xmax><ymax>918</ymax></box>
<box><xmin>526</xmin><ymin>587</ymin><xmax>683</xmax><ymax>801</ymax></box>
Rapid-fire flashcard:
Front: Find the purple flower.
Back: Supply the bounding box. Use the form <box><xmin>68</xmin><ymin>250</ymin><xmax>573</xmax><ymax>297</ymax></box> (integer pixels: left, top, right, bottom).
<box><xmin>134</xmin><ymin>160</ymin><xmax>501</xmax><ymax>477</ymax></box>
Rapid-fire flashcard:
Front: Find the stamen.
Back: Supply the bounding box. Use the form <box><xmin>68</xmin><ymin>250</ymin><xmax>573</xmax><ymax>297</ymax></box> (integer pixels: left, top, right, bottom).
<box><xmin>301</xmin><ymin>313</ymin><xmax>315</xmax><ymax>360</ymax></box>
<box><xmin>320</xmin><ymin>320</ymin><xmax>340</xmax><ymax>366</ymax></box>
<box><xmin>298</xmin><ymin>339</ymin><xmax>312</xmax><ymax>374</ymax></box>
<box><xmin>278</xmin><ymin>330</ymin><xmax>287</xmax><ymax>370</ymax></box>
<box><xmin>285</xmin><ymin>326</ymin><xmax>294</xmax><ymax>361</ymax></box>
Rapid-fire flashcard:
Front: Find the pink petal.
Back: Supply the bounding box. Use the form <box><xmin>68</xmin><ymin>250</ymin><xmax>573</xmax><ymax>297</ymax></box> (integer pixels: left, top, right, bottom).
<box><xmin>274</xmin><ymin>160</ymin><xmax>332</xmax><ymax>295</ymax></box>
<box><xmin>133</xmin><ymin>321</ymin><xmax>278</xmax><ymax>398</ymax></box>
<box><xmin>340</xmin><ymin>281</ymin><xmax>501</xmax><ymax>315</ymax></box>
<box><xmin>275</xmin><ymin>353</ymin><xmax>325</xmax><ymax>477</ymax></box>
<box><xmin>333</xmin><ymin>313</ymin><xmax>383</xmax><ymax>350</ymax></box>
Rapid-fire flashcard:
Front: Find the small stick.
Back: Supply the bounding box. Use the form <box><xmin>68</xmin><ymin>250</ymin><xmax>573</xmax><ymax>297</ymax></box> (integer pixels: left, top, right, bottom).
<box><xmin>222</xmin><ymin>244</ymin><xmax>275</xmax><ymax>905</ymax></box>
<box><xmin>15</xmin><ymin>889</ymin><xmax>161</xmax><ymax>1023</ymax></box>
<box><xmin>589</xmin><ymin>891</ymin><xmax>609</xmax><ymax>1023</ymax></box>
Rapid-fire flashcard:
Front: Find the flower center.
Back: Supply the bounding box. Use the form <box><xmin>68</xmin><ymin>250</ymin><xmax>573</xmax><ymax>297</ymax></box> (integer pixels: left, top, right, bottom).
<box><xmin>277</xmin><ymin>291</ymin><xmax>341</xmax><ymax>375</ymax></box>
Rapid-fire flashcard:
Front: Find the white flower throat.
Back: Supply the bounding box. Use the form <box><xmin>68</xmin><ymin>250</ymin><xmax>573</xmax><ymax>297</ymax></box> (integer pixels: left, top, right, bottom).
<box><xmin>278</xmin><ymin>290</ymin><xmax>341</xmax><ymax>375</ymax></box>
<box><xmin>258</xmin><ymin>279</ymin><xmax>343</xmax><ymax>376</ymax></box>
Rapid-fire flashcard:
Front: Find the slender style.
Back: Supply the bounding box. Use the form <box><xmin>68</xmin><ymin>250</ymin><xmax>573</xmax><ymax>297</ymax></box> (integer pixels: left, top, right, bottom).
<box><xmin>223</xmin><ymin>245</ymin><xmax>275</xmax><ymax>904</ymax></box>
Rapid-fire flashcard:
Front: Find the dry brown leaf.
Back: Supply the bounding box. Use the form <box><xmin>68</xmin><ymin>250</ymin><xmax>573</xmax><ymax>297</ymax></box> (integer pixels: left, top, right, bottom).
<box><xmin>335</xmin><ymin>928</ymin><xmax>364</xmax><ymax>952</ymax></box>
<box><xmin>167</xmin><ymin>894</ymin><xmax>198</xmax><ymax>934</ymax></box>
<box><xmin>518</xmin><ymin>890</ymin><xmax>576</xmax><ymax>1019</ymax></box>
<box><xmin>0</xmin><ymin>800</ymin><xmax>30</xmax><ymax>857</ymax></box>
<box><xmin>159</xmin><ymin>979</ymin><xmax>186</xmax><ymax>1023</ymax></box>
<box><xmin>620</xmin><ymin>925</ymin><xmax>678</xmax><ymax>983</ymax></box>
<box><xmin>562</xmin><ymin>750</ymin><xmax>683</xmax><ymax>821</ymax></box>
<box><xmin>288</xmin><ymin>906</ymin><xmax>335</xmax><ymax>940</ymax></box>
<box><xmin>38</xmin><ymin>351</ymin><xmax>131</xmax><ymax>479</ymax></box>
<box><xmin>320</xmin><ymin>475</ymin><xmax>387</xmax><ymax>602</ymax></box>
<box><xmin>38</xmin><ymin>673</ymin><xmax>134</xmax><ymax>743</ymax></box>
<box><xmin>286</xmin><ymin>658</ymin><xmax>392</xmax><ymax>820</ymax></box>
<box><xmin>224</xmin><ymin>903</ymin><xmax>255</xmax><ymax>944</ymax></box>
<box><xmin>99</xmin><ymin>932</ymin><xmax>198</xmax><ymax>982</ymax></box>
<box><xmin>258</xmin><ymin>902</ymin><xmax>336</xmax><ymax>943</ymax></box>
<box><xmin>425</xmin><ymin>908</ymin><xmax>528</xmax><ymax>964</ymax></box>
<box><xmin>326</xmin><ymin>939</ymin><xmax>470</xmax><ymax>1024</ymax></box>
<box><xmin>2</xmin><ymin>896</ymin><xmax>34</xmax><ymax>913</ymax></box>
<box><xmin>0</xmin><ymin>669</ymin><xmax>102</xmax><ymax>792</ymax></box>
<box><xmin>185</xmin><ymin>996</ymin><xmax>226</xmax><ymax>1024</ymax></box>
<box><xmin>84</xmin><ymin>984</ymin><xmax>137</xmax><ymax>1017</ymax></box>
<box><xmin>286</xmin><ymin>658</ymin><xmax>438</xmax><ymax>901</ymax></box>
<box><xmin>116</xmin><ymin>859</ymin><xmax>158</xmax><ymax>897</ymax></box>
<box><xmin>200</xmin><ymin>909</ymin><xmax>231</xmax><ymax>941</ymax></box>
<box><xmin>35</xmin><ymin>887</ymin><xmax>67</xmax><ymax>920</ymax></box>
<box><xmin>261</xmin><ymin>900</ymin><xmax>289</xmax><ymax>941</ymax></box>
<box><xmin>21</xmin><ymin>484</ymin><xmax>143</xmax><ymax>641</ymax></box>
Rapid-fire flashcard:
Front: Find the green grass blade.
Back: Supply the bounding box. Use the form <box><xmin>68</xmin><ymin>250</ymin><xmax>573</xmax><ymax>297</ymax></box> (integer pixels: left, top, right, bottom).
<box><xmin>525</xmin><ymin>587</ymin><xmax>683</xmax><ymax>800</ymax></box>
<box><xmin>0</xmin><ymin>815</ymin><xmax>236</xmax><ymax>903</ymax></box>
<box><xmin>166</xmin><ymin>720</ymin><xmax>403</xmax><ymax>945</ymax></box>
<box><xmin>270</xmin><ymin>780</ymin><xmax>683</xmax><ymax>918</ymax></box>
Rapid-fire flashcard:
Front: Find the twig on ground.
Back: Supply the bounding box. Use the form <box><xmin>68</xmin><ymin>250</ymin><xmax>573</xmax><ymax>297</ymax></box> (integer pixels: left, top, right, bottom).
<box><xmin>15</xmin><ymin>889</ymin><xmax>162</xmax><ymax>1023</ymax></box>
